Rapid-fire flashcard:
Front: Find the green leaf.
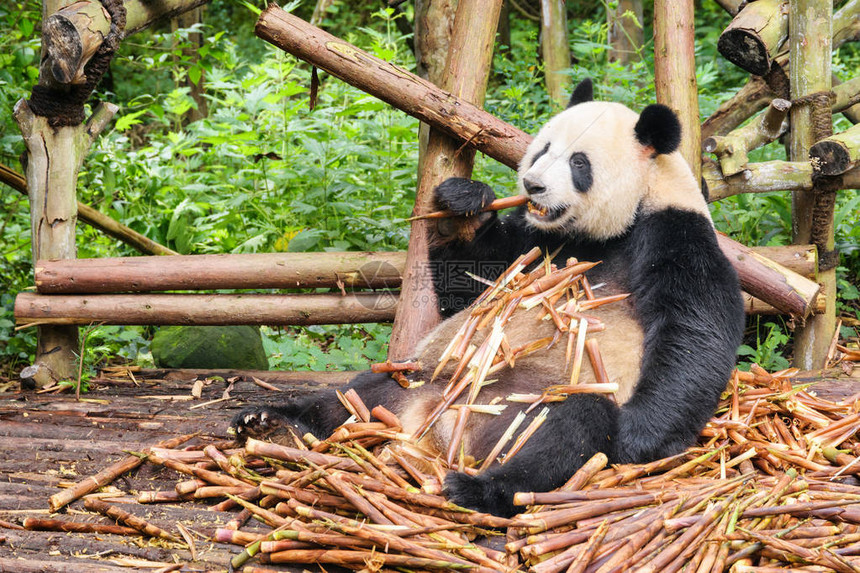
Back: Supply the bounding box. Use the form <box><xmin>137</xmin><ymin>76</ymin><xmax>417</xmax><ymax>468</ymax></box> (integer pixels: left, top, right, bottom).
<box><xmin>114</xmin><ymin>110</ymin><xmax>147</xmax><ymax>132</ymax></box>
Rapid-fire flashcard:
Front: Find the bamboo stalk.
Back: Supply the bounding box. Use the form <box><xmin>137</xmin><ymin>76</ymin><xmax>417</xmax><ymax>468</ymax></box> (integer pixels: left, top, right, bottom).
<box><xmin>83</xmin><ymin>497</ymin><xmax>180</xmax><ymax>542</ymax></box>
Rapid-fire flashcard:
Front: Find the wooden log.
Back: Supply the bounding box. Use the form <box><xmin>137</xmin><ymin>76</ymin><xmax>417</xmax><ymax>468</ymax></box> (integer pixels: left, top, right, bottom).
<box><xmin>703</xmin><ymin>98</ymin><xmax>791</xmax><ymax>176</ymax></box>
<box><xmin>716</xmin><ymin>234</ymin><xmax>821</xmax><ymax>318</ymax></box>
<box><xmin>43</xmin><ymin>0</ymin><xmax>110</xmax><ymax>84</ymax></box>
<box><xmin>14</xmin><ymin>292</ymin><xmax>398</xmax><ymax>326</ymax></box>
<box><xmin>833</xmin><ymin>0</ymin><xmax>860</xmax><ymax>48</ymax></box>
<box><xmin>388</xmin><ymin>0</ymin><xmax>502</xmax><ymax>360</ymax></box>
<box><xmin>717</xmin><ymin>0</ymin><xmax>789</xmax><ymax>76</ymax></box>
<box><xmin>654</xmin><ymin>0</ymin><xmax>700</xmax><ymax>181</ymax></box>
<box><xmin>540</xmin><ymin>0</ymin><xmax>570</xmax><ymax>108</ymax></box>
<box><xmin>254</xmin><ymin>5</ymin><xmax>530</xmax><ymax>172</ymax></box>
<box><xmin>1</xmin><ymin>163</ymin><xmax>177</xmax><ymax>256</ymax></box>
<box><xmin>607</xmin><ymin>0</ymin><xmax>644</xmax><ymax>64</ymax></box>
<box><xmin>42</xmin><ymin>0</ymin><xmax>210</xmax><ymax>87</ymax></box>
<box><xmin>703</xmin><ymin>159</ymin><xmax>813</xmax><ymax>201</ymax></box>
<box><xmin>809</xmin><ymin>123</ymin><xmax>860</xmax><ymax>176</ymax></box>
<box><xmin>754</xmin><ymin>244</ymin><xmax>818</xmax><ymax>280</ymax></box>
<box><xmin>833</xmin><ymin>76</ymin><xmax>860</xmax><ymax>123</ymax></box>
<box><xmin>131</xmin><ymin>367</ymin><xmax>355</xmax><ymax>386</ymax></box>
<box><xmin>14</xmin><ymin>99</ymin><xmax>117</xmax><ymax>383</ymax></box>
<box><xmin>34</xmin><ymin>252</ymin><xmax>406</xmax><ymax>293</ymax></box>
<box><xmin>789</xmin><ymin>0</ymin><xmax>836</xmax><ymax>369</ymax></box>
<box><xmin>255</xmin><ymin>8</ymin><xmax>818</xmax><ymax>319</ymax></box>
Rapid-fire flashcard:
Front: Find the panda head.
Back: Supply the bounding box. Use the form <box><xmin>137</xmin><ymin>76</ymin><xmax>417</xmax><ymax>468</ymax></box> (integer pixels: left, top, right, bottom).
<box><xmin>518</xmin><ymin>78</ymin><xmax>705</xmax><ymax>239</ymax></box>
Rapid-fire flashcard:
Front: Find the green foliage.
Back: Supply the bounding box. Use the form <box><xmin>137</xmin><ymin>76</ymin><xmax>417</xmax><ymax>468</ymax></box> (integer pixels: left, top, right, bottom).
<box><xmin>737</xmin><ymin>319</ymin><xmax>792</xmax><ymax>372</ymax></box>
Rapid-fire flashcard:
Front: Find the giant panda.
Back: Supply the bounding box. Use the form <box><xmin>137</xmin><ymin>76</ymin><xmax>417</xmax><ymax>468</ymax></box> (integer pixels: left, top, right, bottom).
<box><xmin>232</xmin><ymin>78</ymin><xmax>745</xmax><ymax>517</ymax></box>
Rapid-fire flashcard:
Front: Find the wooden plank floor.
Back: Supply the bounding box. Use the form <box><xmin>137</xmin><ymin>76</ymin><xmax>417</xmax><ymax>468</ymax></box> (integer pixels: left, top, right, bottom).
<box><xmin>0</xmin><ymin>369</ymin><xmax>353</xmax><ymax>573</ymax></box>
<box><xmin>0</xmin><ymin>367</ymin><xmax>857</xmax><ymax>572</ymax></box>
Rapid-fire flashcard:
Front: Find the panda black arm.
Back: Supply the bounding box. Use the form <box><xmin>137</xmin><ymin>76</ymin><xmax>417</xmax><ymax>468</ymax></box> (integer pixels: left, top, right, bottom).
<box><xmin>428</xmin><ymin>178</ymin><xmax>530</xmax><ymax>316</ymax></box>
<box><xmin>615</xmin><ymin>208</ymin><xmax>745</xmax><ymax>462</ymax></box>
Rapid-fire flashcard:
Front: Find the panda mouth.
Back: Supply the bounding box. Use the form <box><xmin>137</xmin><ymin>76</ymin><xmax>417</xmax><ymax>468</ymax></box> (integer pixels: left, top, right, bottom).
<box><xmin>527</xmin><ymin>201</ymin><xmax>567</xmax><ymax>222</ymax></box>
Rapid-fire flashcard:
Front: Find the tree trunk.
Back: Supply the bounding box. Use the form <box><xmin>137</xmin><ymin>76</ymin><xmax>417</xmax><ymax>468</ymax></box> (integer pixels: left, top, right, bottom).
<box><xmin>15</xmin><ymin>292</ymin><xmax>397</xmax><ymax>326</ymax></box>
<box><xmin>35</xmin><ymin>252</ymin><xmax>406</xmax><ymax>293</ymax></box>
<box><xmin>540</xmin><ymin>0</ymin><xmax>570</xmax><ymax>108</ymax></box>
<box><xmin>14</xmin><ymin>100</ymin><xmax>116</xmax><ymax>384</ymax></box>
<box><xmin>654</xmin><ymin>0</ymin><xmax>701</xmax><ymax>183</ymax></box>
<box><xmin>789</xmin><ymin>0</ymin><xmax>835</xmax><ymax>370</ymax></box>
<box><xmin>607</xmin><ymin>0</ymin><xmax>643</xmax><ymax>64</ymax></box>
<box><xmin>388</xmin><ymin>0</ymin><xmax>502</xmax><ymax>360</ymax></box>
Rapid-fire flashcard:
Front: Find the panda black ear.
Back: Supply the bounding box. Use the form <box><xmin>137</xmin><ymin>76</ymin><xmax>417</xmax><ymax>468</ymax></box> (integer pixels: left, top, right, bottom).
<box><xmin>566</xmin><ymin>78</ymin><xmax>593</xmax><ymax>108</ymax></box>
<box><xmin>634</xmin><ymin>104</ymin><xmax>681</xmax><ymax>155</ymax></box>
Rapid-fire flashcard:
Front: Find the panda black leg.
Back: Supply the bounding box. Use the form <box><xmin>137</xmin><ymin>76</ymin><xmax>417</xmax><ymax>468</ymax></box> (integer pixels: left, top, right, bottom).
<box><xmin>232</xmin><ymin>371</ymin><xmax>411</xmax><ymax>443</ymax></box>
<box><xmin>444</xmin><ymin>394</ymin><xmax>618</xmax><ymax>517</ymax></box>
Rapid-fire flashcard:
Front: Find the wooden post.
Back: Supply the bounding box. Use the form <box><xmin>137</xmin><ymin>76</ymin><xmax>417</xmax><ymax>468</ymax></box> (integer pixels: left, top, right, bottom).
<box><xmin>540</xmin><ymin>0</ymin><xmax>570</xmax><ymax>108</ymax></box>
<box><xmin>789</xmin><ymin>0</ymin><xmax>834</xmax><ymax>370</ymax></box>
<box><xmin>608</xmin><ymin>0</ymin><xmax>643</xmax><ymax>64</ymax></box>
<box><xmin>654</xmin><ymin>0</ymin><xmax>700</xmax><ymax>183</ymax></box>
<box><xmin>388</xmin><ymin>0</ymin><xmax>502</xmax><ymax>360</ymax></box>
<box><xmin>14</xmin><ymin>100</ymin><xmax>118</xmax><ymax>383</ymax></box>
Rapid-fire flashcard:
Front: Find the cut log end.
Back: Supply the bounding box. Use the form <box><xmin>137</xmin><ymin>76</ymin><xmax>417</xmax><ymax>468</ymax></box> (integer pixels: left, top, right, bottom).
<box><xmin>717</xmin><ymin>29</ymin><xmax>770</xmax><ymax>76</ymax></box>
<box><xmin>810</xmin><ymin>140</ymin><xmax>853</xmax><ymax>176</ymax></box>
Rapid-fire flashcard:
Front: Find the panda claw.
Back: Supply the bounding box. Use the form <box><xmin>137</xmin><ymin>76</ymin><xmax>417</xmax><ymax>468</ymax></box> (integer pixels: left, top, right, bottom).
<box><xmin>232</xmin><ymin>406</ymin><xmax>292</xmax><ymax>443</ymax></box>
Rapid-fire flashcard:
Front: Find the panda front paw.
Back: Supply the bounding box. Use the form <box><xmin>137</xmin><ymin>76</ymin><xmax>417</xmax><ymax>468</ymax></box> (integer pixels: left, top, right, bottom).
<box><xmin>434</xmin><ymin>178</ymin><xmax>497</xmax><ymax>217</ymax></box>
<box><xmin>231</xmin><ymin>406</ymin><xmax>296</xmax><ymax>444</ymax></box>
<box><xmin>443</xmin><ymin>471</ymin><xmax>517</xmax><ymax>518</ymax></box>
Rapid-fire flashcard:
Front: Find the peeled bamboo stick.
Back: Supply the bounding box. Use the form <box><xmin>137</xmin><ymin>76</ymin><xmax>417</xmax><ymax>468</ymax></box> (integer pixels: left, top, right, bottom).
<box><xmin>48</xmin><ymin>432</ymin><xmax>195</xmax><ymax>512</ymax></box>
<box><xmin>22</xmin><ymin>517</ymin><xmax>140</xmax><ymax>536</ymax></box>
<box><xmin>83</xmin><ymin>497</ymin><xmax>180</xmax><ymax>542</ymax></box>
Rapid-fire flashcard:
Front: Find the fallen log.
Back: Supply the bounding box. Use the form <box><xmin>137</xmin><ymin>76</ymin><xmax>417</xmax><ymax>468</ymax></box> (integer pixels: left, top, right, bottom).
<box><xmin>255</xmin><ymin>6</ymin><xmax>822</xmax><ymax>320</ymax></box>
<box><xmin>34</xmin><ymin>252</ymin><xmax>405</xmax><ymax>293</ymax></box>
<box><xmin>15</xmin><ymin>292</ymin><xmax>398</xmax><ymax>326</ymax></box>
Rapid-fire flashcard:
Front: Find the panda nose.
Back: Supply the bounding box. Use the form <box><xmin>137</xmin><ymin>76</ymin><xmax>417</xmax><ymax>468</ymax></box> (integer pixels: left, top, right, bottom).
<box><xmin>524</xmin><ymin>177</ymin><xmax>546</xmax><ymax>195</ymax></box>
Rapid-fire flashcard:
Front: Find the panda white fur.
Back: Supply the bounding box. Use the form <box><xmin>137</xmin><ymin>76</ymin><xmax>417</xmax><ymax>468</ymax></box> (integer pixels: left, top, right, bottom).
<box><xmin>232</xmin><ymin>79</ymin><xmax>745</xmax><ymax>517</ymax></box>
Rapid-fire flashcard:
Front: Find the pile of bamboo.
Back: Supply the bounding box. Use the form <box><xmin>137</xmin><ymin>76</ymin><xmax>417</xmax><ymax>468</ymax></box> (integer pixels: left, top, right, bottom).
<box><xmin>407</xmin><ymin>246</ymin><xmax>627</xmax><ymax>469</ymax></box>
<box><xmin>24</xmin><ymin>362</ymin><xmax>860</xmax><ymax>572</ymax></box>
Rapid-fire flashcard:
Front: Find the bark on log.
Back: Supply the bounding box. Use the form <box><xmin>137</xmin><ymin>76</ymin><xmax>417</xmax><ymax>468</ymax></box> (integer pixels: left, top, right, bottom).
<box><xmin>34</xmin><ymin>252</ymin><xmax>406</xmax><ymax>293</ymax></box>
<box><xmin>809</xmin><ymin>123</ymin><xmax>860</xmax><ymax>176</ymax></box>
<box><xmin>754</xmin><ymin>244</ymin><xmax>818</xmax><ymax>280</ymax></box>
<box><xmin>654</xmin><ymin>0</ymin><xmax>700</xmax><ymax>181</ymax></box>
<box><xmin>255</xmin><ymin>8</ymin><xmax>819</xmax><ymax>320</ymax></box>
<box><xmin>833</xmin><ymin>75</ymin><xmax>860</xmax><ymax>123</ymax></box>
<box><xmin>14</xmin><ymin>100</ymin><xmax>117</xmax><ymax>383</ymax></box>
<box><xmin>833</xmin><ymin>0</ymin><xmax>860</xmax><ymax>48</ymax></box>
<box><xmin>703</xmin><ymin>159</ymin><xmax>813</xmax><ymax>202</ymax></box>
<box><xmin>703</xmin><ymin>98</ymin><xmax>791</xmax><ymax>176</ymax></box>
<box><xmin>389</xmin><ymin>0</ymin><xmax>502</xmax><ymax>360</ymax></box>
<box><xmin>42</xmin><ymin>0</ymin><xmax>211</xmax><ymax>86</ymax></box>
<box><xmin>789</xmin><ymin>0</ymin><xmax>835</xmax><ymax>369</ymax></box>
<box><xmin>717</xmin><ymin>0</ymin><xmax>789</xmax><ymax>76</ymax></box>
<box><xmin>1</xmin><ymin>163</ymin><xmax>177</xmax><ymax>256</ymax></box>
<box><xmin>540</xmin><ymin>0</ymin><xmax>570</xmax><ymax>108</ymax></box>
<box><xmin>254</xmin><ymin>5</ymin><xmax>530</xmax><ymax>171</ymax></box>
<box><xmin>716</xmin><ymin>234</ymin><xmax>821</xmax><ymax>318</ymax></box>
<box><xmin>15</xmin><ymin>292</ymin><xmax>398</xmax><ymax>326</ymax></box>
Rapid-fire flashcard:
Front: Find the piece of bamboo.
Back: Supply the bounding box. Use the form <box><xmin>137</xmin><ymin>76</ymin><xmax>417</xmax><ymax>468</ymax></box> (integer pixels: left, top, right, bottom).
<box><xmin>48</xmin><ymin>432</ymin><xmax>195</xmax><ymax>512</ymax></box>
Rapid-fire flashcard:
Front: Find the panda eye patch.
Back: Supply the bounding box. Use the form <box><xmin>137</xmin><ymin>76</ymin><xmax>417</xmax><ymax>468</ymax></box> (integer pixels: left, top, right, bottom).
<box><xmin>569</xmin><ymin>152</ymin><xmax>592</xmax><ymax>192</ymax></box>
<box><xmin>530</xmin><ymin>143</ymin><xmax>551</xmax><ymax>167</ymax></box>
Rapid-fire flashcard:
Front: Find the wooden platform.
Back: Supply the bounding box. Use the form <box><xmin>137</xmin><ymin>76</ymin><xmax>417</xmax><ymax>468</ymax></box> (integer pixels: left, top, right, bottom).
<box><xmin>0</xmin><ymin>369</ymin><xmax>354</xmax><ymax>573</ymax></box>
<box><xmin>0</xmin><ymin>367</ymin><xmax>857</xmax><ymax>572</ymax></box>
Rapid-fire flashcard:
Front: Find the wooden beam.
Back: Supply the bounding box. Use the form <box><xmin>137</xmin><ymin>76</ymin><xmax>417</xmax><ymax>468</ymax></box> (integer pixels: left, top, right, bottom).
<box><xmin>703</xmin><ymin>159</ymin><xmax>813</xmax><ymax>202</ymax></box>
<box><xmin>34</xmin><ymin>252</ymin><xmax>406</xmax><ymax>293</ymax></box>
<box><xmin>789</xmin><ymin>0</ymin><xmax>835</xmax><ymax>369</ymax></box>
<box><xmin>14</xmin><ymin>292</ymin><xmax>397</xmax><ymax>326</ymax></box>
<box><xmin>254</xmin><ymin>6</ymin><xmax>530</xmax><ymax>171</ymax></box>
<box><xmin>717</xmin><ymin>0</ymin><xmax>789</xmax><ymax>76</ymax></box>
<box><xmin>388</xmin><ymin>0</ymin><xmax>503</xmax><ymax>360</ymax></box>
<box><xmin>540</xmin><ymin>0</ymin><xmax>571</xmax><ymax>108</ymax></box>
<box><xmin>654</xmin><ymin>0</ymin><xmax>701</xmax><ymax>182</ymax></box>
<box><xmin>809</xmin><ymin>123</ymin><xmax>860</xmax><ymax>176</ymax></box>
